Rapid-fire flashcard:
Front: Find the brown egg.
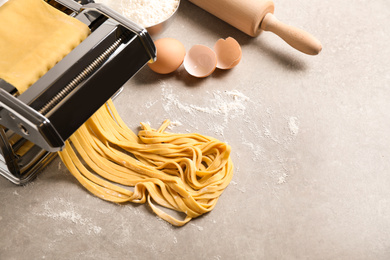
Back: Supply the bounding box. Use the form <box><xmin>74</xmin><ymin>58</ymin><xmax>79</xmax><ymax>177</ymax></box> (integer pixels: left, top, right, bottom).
<box><xmin>148</xmin><ymin>38</ymin><xmax>186</xmax><ymax>74</ymax></box>
<box><xmin>214</xmin><ymin>37</ymin><xmax>242</xmax><ymax>69</ymax></box>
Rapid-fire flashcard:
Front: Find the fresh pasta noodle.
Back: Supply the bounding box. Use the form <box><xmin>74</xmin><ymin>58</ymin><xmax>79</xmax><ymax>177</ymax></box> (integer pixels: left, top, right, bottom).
<box><xmin>59</xmin><ymin>99</ymin><xmax>234</xmax><ymax>226</ymax></box>
<box><xmin>1</xmin><ymin>0</ymin><xmax>234</xmax><ymax>226</ymax></box>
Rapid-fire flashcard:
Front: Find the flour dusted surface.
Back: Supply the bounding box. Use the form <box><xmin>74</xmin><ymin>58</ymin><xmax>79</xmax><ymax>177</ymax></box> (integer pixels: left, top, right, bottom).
<box><xmin>96</xmin><ymin>0</ymin><xmax>179</xmax><ymax>27</ymax></box>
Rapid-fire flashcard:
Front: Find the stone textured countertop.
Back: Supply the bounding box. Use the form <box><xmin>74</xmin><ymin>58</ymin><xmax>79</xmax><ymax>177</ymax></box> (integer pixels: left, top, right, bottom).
<box><xmin>1</xmin><ymin>0</ymin><xmax>390</xmax><ymax>259</ymax></box>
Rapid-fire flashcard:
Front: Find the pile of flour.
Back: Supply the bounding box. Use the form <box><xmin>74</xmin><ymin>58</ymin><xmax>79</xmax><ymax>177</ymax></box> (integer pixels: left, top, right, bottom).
<box><xmin>96</xmin><ymin>0</ymin><xmax>179</xmax><ymax>27</ymax></box>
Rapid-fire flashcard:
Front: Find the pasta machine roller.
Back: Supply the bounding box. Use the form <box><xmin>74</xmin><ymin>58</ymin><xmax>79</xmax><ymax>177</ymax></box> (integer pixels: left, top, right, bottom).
<box><xmin>0</xmin><ymin>0</ymin><xmax>156</xmax><ymax>184</ymax></box>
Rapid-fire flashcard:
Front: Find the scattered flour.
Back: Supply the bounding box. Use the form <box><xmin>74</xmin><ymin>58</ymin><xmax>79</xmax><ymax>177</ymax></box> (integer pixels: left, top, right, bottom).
<box><xmin>145</xmin><ymin>100</ymin><xmax>158</xmax><ymax>109</ymax></box>
<box><xmin>35</xmin><ymin>198</ymin><xmax>102</xmax><ymax>235</ymax></box>
<box><xmin>240</xmin><ymin>131</ymin><xmax>264</xmax><ymax>161</ymax></box>
<box><xmin>96</xmin><ymin>0</ymin><xmax>179</xmax><ymax>27</ymax></box>
<box><xmin>161</xmin><ymin>82</ymin><xmax>248</xmax><ymax>119</ymax></box>
<box><xmin>230</xmin><ymin>180</ymin><xmax>247</xmax><ymax>193</ymax></box>
<box><xmin>207</xmin><ymin>122</ymin><xmax>225</xmax><ymax>136</ymax></box>
<box><xmin>263</xmin><ymin>127</ymin><xmax>271</xmax><ymax>137</ymax></box>
<box><xmin>262</xmin><ymin>125</ymin><xmax>281</xmax><ymax>144</ymax></box>
<box><xmin>167</xmin><ymin>120</ymin><xmax>183</xmax><ymax>130</ymax></box>
<box><xmin>190</xmin><ymin>223</ymin><xmax>204</xmax><ymax>231</ymax></box>
<box><xmin>55</xmin><ymin>227</ymin><xmax>74</xmax><ymax>236</ymax></box>
<box><xmin>288</xmin><ymin>116</ymin><xmax>299</xmax><ymax>135</ymax></box>
<box><xmin>161</xmin><ymin>81</ymin><xmax>249</xmax><ymax>137</ymax></box>
<box><xmin>277</xmin><ymin>172</ymin><xmax>288</xmax><ymax>184</ymax></box>
<box><xmin>237</xmin><ymin>187</ymin><xmax>246</xmax><ymax>193</ymax></box>
<box><xmin>189</xmin><ymin>90</ymin><xmax>249</xmax><ymax>121</ymax></box>
<box><xmin>152</xmin><ymin>81</ymin><xmax>299</xmax><ymax>185</ymax></box>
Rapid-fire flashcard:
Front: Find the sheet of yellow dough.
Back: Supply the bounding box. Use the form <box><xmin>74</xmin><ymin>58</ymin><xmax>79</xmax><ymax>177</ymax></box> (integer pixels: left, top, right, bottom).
<box><xmin>0</xmin><ymin>0</ymin><xmax>90</xmax><ymax>93</ymax></box>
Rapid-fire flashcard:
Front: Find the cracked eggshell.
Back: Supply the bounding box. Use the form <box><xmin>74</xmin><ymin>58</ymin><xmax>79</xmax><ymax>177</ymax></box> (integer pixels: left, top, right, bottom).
<box><xmin>214</xmin><ymin>37</ymin><xmax>242</xmax><ymax>69</ymax></box>
<box><xmin>183</xmin><ymin>45</ymin><xmax>217</xmax><ymax>78</ymax></box>
<box><xmin>148</xmin><ymin>38</ymin><xmax>185</xmax><ymax>74</ymax></box>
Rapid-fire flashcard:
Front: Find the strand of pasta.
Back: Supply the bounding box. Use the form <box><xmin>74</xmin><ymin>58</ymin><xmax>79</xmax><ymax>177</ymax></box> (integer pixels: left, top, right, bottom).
<box><xmin>58</xmin><ymin>99</ymin><xmax>233</xmax><ymax>226</ymax></box>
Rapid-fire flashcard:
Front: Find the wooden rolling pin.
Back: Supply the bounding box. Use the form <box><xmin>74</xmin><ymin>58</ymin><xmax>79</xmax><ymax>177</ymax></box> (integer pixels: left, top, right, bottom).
<box><xmin>188</xmin><ymin>0</ymin><xmax>322</xmax><ymax>55</ymax></box>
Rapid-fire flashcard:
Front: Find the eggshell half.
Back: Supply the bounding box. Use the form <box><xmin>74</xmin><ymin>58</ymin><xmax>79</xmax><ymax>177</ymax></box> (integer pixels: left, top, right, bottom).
<box><xmin>148</xmin><ymin>38</ymin><xmax>186</xmax><ymax>74</ymax></box>
<box><xmin>183</xmin><ymin>45</ymin><xmax>217</xmax><ymax>78</ymax></box>
<box><xmin>214</xmin><ymin>37</ymin><xmax>242</xmax><ymax>69</ymax></box>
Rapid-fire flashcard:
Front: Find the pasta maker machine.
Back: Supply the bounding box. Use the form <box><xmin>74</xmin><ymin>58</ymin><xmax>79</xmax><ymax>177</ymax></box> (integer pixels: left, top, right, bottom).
<box><xmin>0</xmin><ymin>0</ymin><xmax>156</xmax><ymax>184</ymax></box>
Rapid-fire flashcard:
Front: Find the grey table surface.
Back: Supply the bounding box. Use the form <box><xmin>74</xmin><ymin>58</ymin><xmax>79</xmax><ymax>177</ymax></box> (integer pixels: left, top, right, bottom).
<box><xmin>1</xmin><ymin>0</ymin><xmax>390</xmax><ymax>259</ymax></box>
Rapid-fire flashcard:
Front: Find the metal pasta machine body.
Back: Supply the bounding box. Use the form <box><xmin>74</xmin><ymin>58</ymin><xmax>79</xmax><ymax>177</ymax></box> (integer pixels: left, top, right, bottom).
<box><xmin>0</xmin><ymin>0</ymin><xmax>156</xmax><ymax>184</ymax></box>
